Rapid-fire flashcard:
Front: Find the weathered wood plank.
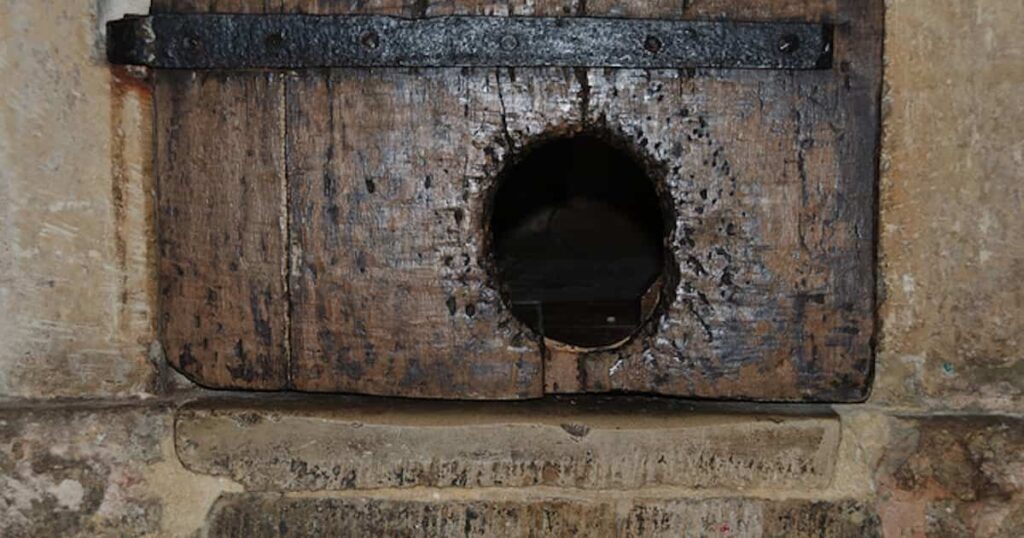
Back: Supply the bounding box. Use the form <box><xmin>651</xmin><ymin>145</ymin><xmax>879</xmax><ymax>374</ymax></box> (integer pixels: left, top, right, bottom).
<box><xmin>156</xmin><ymin>71</ymin><xmax>289</xmax><ymax>389</ymax></box>
<box><xmin>153</xmin><ymin>0</ymin><xmax>582</xmax><ymax>16</ymax></box>
<box><xmin>546</xmin><ymin>70</ymin><xmax>872</xmax><ymax>400</ymax></box>
<box><xmin>151</xmin><ymin>0</ymin><xmax>286</xmax><ymax>13</ymax></box>
<box><xmin>285</xmin><ymin>68</ymin><xmax>574</xmax><ymax>398</ymax></box>
<box><xmin>543</xmin><ymin>0</ymin><xmax>881</xmax><ymax>401</ymax></box>
<box><xmin>152</xmin><ymin>0</ymin><xmax>839</xmax><ymax>18</ymax></box>
<box><xmin>586</xmin><ymin>0</ymin><xmax>837</xmax><ymax>19</ymax></box>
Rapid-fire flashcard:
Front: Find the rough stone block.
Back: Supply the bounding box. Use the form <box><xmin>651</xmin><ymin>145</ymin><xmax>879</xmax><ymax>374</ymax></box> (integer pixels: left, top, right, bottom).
<box><xmin>176</xmin><ymin>398</ymin><xmax>840</xmax><ymax>492</ymax></box>
<box><xmin>876</xmin><ymin>0</ymin><xmax>1024</xmax><ymax>412</ymax></box>
<box><xmin>206</xmin><ymin>493</ymin><xmax>879</xmax><ymax>538</ymax></box>
<box><xmin>875</xmin><ymin>416</ymin><xmax>1024</xmax><ymax>537</ymax></box>
<box><xmin>0</xmin><ymin>0</ymin><xmax>157</xmax><ymax>398</ymax></box>
<box><xmin>625</xmin><ymin>499</ymin><xmax>880</xmax><ymax>537</ymax></box>
<box><xmin>0</xmin><ymin>405</ymin><xmax>169</xmax><ymax>537</ymax></box>
<box><xmin>0</xmin><ymin>403</ymin><xmax>242</xmax><ymax>538</ymax></box>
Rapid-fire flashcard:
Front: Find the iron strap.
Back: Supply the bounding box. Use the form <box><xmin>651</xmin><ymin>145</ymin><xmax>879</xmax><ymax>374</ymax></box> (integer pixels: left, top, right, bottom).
<box><xmin>107</xmin><ymin>14</ymin><xmax>832</xmax><ymax>70</ymax></box>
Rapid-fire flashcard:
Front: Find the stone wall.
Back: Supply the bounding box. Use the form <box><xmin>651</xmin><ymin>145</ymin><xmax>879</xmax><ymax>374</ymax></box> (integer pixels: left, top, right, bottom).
<box><xmin>1</xmin><ymin>0</ymin><xmax>1021</xmax><ymax>536</ymax></box>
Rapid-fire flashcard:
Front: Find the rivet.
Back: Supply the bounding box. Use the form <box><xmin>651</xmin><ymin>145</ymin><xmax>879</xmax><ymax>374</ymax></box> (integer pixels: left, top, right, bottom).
<box><xmin>183</xmin><ymin>35</ymin><xmax>201</xmax><ymax>54</ymax></box>
<box><xmin>643</xmin><ymin>35</ymin><xmax>663</xmax><ymax>54</ymax></box>
<box><xmin>264</xmin><ymin>32</ymin><xmax>285</xmax><ymax>49</ymax></box>
<box><xmin>500</xmin><ymin>35</ymin><xmax>519</xmax><ymax>51</ymax></box>
<box><xmin>778</xmin><ymin>34</ymin><xmax>800</xmax><ymax>54</ymax></box>
<box><xmin>360</xmin><ymin>30</ymin><xmax>380</xmax><ymax>50</ymax></box>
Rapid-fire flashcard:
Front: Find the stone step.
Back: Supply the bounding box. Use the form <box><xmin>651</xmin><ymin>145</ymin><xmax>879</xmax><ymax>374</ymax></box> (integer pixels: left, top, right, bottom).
<box><xmin>176</xmin><ymin>397</ymin><xmax>840</xmax><ymax>492</ymax></box>
<box><xmin>206</xmin><ymin>493</ymin><xmax>879</xmax><ymax>538</ymax></box>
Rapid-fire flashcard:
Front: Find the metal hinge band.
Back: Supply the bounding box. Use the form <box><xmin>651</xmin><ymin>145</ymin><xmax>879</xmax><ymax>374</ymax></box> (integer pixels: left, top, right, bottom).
<box><xmin>106</xmin><ymin>14</ymin><xmax>832</xmax><ymax>70</ymax></box>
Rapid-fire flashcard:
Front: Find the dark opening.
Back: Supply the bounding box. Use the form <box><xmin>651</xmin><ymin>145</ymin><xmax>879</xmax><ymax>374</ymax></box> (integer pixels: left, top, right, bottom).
<box><xmin>490</xmin><ymin>134</ymin><xmax>667</xmax><ymax>348</ymax></box>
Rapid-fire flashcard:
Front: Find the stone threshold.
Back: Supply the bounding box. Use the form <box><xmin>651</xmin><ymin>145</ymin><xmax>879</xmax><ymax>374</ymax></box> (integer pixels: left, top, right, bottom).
<box><xmin>173</xmin><ymin>394</ymin><xmax>842</xmax><ymax>493</ymax></box>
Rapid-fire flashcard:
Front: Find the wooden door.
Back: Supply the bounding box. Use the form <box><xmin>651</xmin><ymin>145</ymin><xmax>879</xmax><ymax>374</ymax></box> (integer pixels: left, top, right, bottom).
<box><xmin>151</xmin><ymin>0</ymin><xmax>882</xmax><ymax>400</ymax></box>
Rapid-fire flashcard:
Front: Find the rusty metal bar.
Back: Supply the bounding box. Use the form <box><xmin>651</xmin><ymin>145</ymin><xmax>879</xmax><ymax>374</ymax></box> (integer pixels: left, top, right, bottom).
<box><xmin>107</xmin><ymin>14</ymin><xmax>832</xmax><ymax>70</ymax></box>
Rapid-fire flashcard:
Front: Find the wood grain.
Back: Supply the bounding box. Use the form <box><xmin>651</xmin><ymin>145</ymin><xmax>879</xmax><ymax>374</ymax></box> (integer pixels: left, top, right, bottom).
<box><xmin>285</xmin><ymin>69</ymin><xmax>568</xmax><ymax>398</ymax></box>
<box><xmin>152</xmin><ymin>0</ymin><xmax>587</xmax><ymax>15</ymax></box>
<box><xmin>542</xmin><ymin>0</ymin><xmax>881</xmax><ymax>401</ymax></box>
<box><xmin>151</xmin><ymin>0</ymin><xmax>286</xmax><ymax>13</ymax></box>
<box><xmin>151</xmin><ymin>0</ymin><xmax>881</xmax><ymax>400</ymax></box>
<box><xmin>156</xmin><ymin>71</ymin><xmax>289</xmax><ymax>389</ymax></box>
<box><xmin>152</xmin><ymin>0</ymin><xmax>838</xmax><ymax>17</ymax></box>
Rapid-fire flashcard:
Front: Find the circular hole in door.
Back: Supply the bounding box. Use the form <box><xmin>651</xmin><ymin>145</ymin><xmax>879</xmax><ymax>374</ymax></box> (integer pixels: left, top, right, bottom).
<box><xmin>490</xmin><ymin>133</ymin><xmax>669</xmax><ymax>349</ymax></box>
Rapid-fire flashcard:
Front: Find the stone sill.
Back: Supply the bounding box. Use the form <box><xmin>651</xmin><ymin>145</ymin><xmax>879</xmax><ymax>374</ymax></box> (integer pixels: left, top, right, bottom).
<box><xmin>173</xmin><ymin>395</ymin><xmax>841</xmax><ymax>493</ymax></box>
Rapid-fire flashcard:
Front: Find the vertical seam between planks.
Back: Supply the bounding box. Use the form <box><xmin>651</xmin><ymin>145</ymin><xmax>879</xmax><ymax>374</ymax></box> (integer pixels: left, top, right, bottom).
<box><xmin>152</xmin><ymin>71</ymin><xmax>166</xmax><ymax>392</ymax></box>
<box><xmin>281</xmin><ymin>72</ymin><xmax>293</xmax><ymax>390</ymax></box>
